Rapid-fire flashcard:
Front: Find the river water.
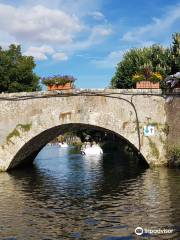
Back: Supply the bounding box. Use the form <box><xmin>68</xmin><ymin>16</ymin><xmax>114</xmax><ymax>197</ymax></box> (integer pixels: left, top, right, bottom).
<box><xmin>0</xmin><ymin>145</ymin><xmax>180</xmax><ymax>240</ymax></box>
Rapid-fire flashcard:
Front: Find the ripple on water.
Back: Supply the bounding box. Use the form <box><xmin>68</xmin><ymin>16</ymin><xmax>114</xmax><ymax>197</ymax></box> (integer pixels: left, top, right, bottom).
<box><xmin>0</xmin><ymin>146</ymin><xmax>180</xmax><ymax>239</ymax></box>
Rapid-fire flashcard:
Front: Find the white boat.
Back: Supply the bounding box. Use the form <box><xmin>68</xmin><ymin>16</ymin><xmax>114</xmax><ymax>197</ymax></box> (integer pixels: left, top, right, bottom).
<box><xmin>81</xmin><ymin>145</ymin><xmax>103</xmax><ymax>156</ymax></box>
<box><xmin>59</xmin><ymin>142</ymin><xmax>69</xmax><ymax>148</ymax></box>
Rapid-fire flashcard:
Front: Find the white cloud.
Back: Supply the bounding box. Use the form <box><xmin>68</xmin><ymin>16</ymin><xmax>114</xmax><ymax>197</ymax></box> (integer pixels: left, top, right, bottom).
<box><xmin>23</xmin><ymin>45</ymin><xmax>54</xmax><ymax>60</ymax></box>
<box><xmin>62</xmin><ymin>25</ymin><xmax>113</xmax><ymax>52</ymax></box>
<box><xmin>0</xmin><ymin>4</ymin><xmax>83</xmax><ymax>45</ymax></box>
<box><xmin>93</xmin><ymin>50</ymin><xmax>125</xmax><ymax>68</ymax></box>
<box><xmin>0</xmin><ymin>2</ymin><xmax>112</xmax><ymax>61</ymax></box>
<box><xmin>24</xmin><ymin>45</ymin><xmax>69</xmax><ymax>61</ymax></box>
<box><xmin>91</xmin><ymin>25</ymin><xmax>112</xmax><ymax>37</ymax></box>
<box><xmin>52</xmin><ymin>52</ymin><xmax>68</xmax><ymax>61</ymax></box>
<box><xmin>0</xmin><ymin>30</ymin><xmax>17</xmax><ymax>49</ymax></box>
<box><xmin>89</xmin><ymin>11</ymin><xmax>105</xmax><ymax>21</ymax></box>
<box><xmin>122</xmin><ymin>4</ymin><xmax>180</xmax><ymax>44</ymax></box>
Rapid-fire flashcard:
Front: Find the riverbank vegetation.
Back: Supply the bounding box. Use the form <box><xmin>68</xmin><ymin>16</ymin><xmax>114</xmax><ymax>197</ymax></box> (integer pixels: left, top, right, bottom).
<box><xmin>111</xmin><ymin>33</ymin><xmax>180</xmax><ymax>89</ymax></box>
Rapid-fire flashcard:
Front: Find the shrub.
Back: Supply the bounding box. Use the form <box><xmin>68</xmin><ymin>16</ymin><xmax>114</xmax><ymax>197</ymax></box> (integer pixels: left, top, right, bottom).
<box><xmin>167</xmin><ymin>145</ymin><xmax>180</xmax><ymax>167</ymax></box>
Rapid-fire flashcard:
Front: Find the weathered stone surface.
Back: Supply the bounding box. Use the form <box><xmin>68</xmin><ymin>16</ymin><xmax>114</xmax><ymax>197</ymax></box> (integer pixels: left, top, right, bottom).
<box><xmin>0</xmin><ymin>89</ymin><xmax>179</xmax><ymax>171</ymax></box>
<box><xmin>165</xmin><ymin>96</ymin><xmax>180</xmax><ymax>146</ymax></box>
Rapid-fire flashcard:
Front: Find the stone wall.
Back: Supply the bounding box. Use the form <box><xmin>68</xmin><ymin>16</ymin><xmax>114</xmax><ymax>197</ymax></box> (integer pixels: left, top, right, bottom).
<box><xmin>165</xmin><ymin>96</ymin><xmax>180</xmax><ymax>146</ymax></box>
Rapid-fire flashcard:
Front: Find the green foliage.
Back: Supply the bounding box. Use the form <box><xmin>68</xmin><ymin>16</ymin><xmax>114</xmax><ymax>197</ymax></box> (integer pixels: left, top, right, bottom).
<box><xmin>171</xmin><ymin>33</ymin><xmax>180</xmax><ymax>73</ymax></box>
<box><xmin>6</xmin><ymin>123</ymin><xmax>32</xmax><ymax>143</ymax></box>
<box><xmin>147</xmin><ymin>138</ymin><xmax>160</xmax><ymax>159</ymax></box>
<box><xmin>6</xmin><ymin>129</ymin><xmax>20</xmax><ymax>143</ymax></box>
<box><xmin>42</xmin><ymin>75</ymin><xmax>76</xmax><ymax>86</ymax></box>
<box><xmin>111</xmin><ymin>33</ymin><xmax>179</xmax><ymax>88</ymax></box>
<box><xmin>0</xmin><ymin>44</ymin><xmax>40</xmax><ymax>93</ymax></box>
<box><xmin>167</xmin><ymin>145</ymin><xmax>180</xmax><ymax>167</ymax></box>
<box><xmin>17</xmin><ymin>123</ymin><xmax>32</xmax><ymax>132</ymax></box>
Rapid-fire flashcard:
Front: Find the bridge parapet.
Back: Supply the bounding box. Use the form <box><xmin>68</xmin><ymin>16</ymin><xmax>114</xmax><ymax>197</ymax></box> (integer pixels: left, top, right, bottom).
<box><xmin>0</xmin><ymin>88</ymin><xmax>163</xmax><ymax>97</ymax></box>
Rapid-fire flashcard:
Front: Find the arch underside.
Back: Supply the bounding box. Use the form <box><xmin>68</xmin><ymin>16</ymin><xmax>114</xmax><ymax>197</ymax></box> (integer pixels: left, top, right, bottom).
<box><xmin>8</xmin><ymin>123</ymin><xmax>148</xmax><ymax>170</ymax></box>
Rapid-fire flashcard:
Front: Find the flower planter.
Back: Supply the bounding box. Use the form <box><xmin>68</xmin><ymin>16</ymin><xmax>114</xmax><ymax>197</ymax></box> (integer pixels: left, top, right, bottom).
<box><xmin>136</xmin><ymin>81</ymin><xmax>160</xmax><ymax>89</ymax></box>
<box><xmin>47</xmin><ymin>82</ymin><xmax>73</xmax><ymax>91</ymax></box>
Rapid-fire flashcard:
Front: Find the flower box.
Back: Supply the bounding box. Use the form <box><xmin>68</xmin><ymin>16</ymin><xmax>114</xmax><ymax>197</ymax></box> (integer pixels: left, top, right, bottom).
<box><xmin>136</xmin><ymin>81</ymin><xmax>160</xmax><ymax>89</ymax></box>
<box><xmin>42</xmin><ymin>75</ymin><xmax>76</xmax><ymax>91</ymax></box>
<box><xmin>47</xmin><ymin>82</ymin><xmax>73</xmax><ymax>91</ymax></box>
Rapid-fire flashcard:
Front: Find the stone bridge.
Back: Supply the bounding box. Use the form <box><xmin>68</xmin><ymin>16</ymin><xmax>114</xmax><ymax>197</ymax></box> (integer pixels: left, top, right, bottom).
<box><xmin>0</xmin><ymin>89</ymin><xmax>179</xmax><ymax>171</ymax></box>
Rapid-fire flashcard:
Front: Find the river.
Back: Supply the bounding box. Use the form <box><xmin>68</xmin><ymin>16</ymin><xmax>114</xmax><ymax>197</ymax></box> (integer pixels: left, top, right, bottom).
<box><xmin>0</xmin><ymin>145</ymin><xmax>180</xmax><ymax>239</ymax></box>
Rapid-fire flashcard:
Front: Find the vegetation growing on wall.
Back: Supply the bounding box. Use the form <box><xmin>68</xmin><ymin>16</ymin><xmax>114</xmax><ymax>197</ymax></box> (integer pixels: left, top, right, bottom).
<box><xmin>6</xmin><ymin>123</ymin><xmax>32</xmax><ymax>143</ymax></box>
<box><xmin>147</xmin><ymin>137</ymin><xmax>160</xmax><ymax>159</ymax></box>
<box><xmin>16</xmin><ymin>123</ymin><xmax>32</xmax><ymax>132</ymax></box>
<box><xmin>6</xmin><ymin>129</ymin><xmax>20</xmax><ymax>143</ymax></box>
<box><xmin>167</xmin><ymin>145</ymin><xmax>180</xmax><ymax>167</ymax></box>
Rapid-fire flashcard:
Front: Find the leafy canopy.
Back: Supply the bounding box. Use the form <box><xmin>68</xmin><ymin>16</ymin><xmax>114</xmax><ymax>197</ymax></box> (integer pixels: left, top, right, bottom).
<box><xmin>0</xmin><ymin>44</ymin><xmax>40</xmax><ymax>93</ymax></box>
<box><xmin>111</xmin><ymin>33</ymin><xmax>180</xmax><ymax>88</ymax></box>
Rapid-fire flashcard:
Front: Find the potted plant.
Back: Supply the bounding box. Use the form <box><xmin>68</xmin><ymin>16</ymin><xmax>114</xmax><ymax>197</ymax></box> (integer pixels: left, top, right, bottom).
<box><xmin>132</xmin><ymin>66</ymin><xmax>163</xmax><ymax>89</ymax></box>
<box><xmin>42</xmin><ymin>75</ymin><xmax>76</xmax><ymax>91</ymax></box>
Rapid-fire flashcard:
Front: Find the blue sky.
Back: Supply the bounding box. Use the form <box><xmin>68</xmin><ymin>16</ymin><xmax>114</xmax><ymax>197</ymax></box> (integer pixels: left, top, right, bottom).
<box><xmin>0</xmin><ymin>0</ymin><xmax>180</xmax><ymax>88</ymax></box>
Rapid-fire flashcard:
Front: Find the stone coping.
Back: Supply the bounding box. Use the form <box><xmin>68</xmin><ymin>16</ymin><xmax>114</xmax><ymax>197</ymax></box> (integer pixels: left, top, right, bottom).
<box><xmin>0</xmin><ymin>88</ymin><xmax>163</xmax><ymax>97</ymax></box>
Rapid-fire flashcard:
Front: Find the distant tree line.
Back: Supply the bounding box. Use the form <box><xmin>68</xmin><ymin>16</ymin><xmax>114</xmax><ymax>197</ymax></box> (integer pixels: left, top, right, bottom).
<box><xmin>0</xmin><ymin>44</ymin><xmax>40</xmax><ymax>93</ymax></box>
<box><xmin>111</xmin><ymin>33</ymin><xmax>180</xmax><ymax>88</ymax></box>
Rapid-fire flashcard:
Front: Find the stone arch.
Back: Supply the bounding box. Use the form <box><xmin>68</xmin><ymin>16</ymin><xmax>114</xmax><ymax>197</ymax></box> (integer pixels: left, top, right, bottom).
<box><xmin>0</xmin><ymin>91</ymin><xmax>168</xmax><ymax>171</ymax></box>
<box><xmin>7</xmin><ymin>123</ymin><xmax>148</xmax><ymax>170</ymax></box>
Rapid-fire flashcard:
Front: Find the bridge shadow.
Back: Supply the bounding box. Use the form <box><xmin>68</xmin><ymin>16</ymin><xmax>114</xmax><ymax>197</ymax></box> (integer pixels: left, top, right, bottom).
<box><xmin>7</xmin><ymin>154</ymin><xmax>148</xmax><ymax>204</ymax></box>
<box><xmin>9</xmin><ymin>123</ymin><xmax>148</xmax><ymax>170</ymax></box>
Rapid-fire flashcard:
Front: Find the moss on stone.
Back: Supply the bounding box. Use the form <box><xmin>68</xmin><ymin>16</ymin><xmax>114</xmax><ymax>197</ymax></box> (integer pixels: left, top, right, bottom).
<box><xmin>147</xmin><ymin>137</ymin><xmax>160</xmax><ymax>159</ymax></box>
<box><xmin>17</xmin><ymin>123</ymin><xmax>32</xmax><ymax>132</ymax></box>
<box><xmin>167</xmin><ymin>145</ymin><xmax>180</xmax><ymax>167</ymax></box>
<box><xmin>159</xmin><ymin>135</ymin><xmax>166</xmax><ymax>144</ymax></box>
<box><xmin>6</xmin><ymin>122</ymin><xmax>32</xmax><ymax>144</ymax></box>
<box><xmin>162</xmin><ymin>123</ymin><xmax>169</xmax><ymax>136</ymax></box>
<box><xmin>6</xmin><ymin>129</ymin><xmax>20</xmax><ymax>143</ymax></box>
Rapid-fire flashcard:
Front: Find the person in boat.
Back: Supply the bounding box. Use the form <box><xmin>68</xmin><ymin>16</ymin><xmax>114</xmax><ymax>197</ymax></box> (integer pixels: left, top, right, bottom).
<box><xmin>59</xmin><ymin>141</ymin><xmax>68</xmax><ymax>147</ymax></box>
<box><xmin>81</xmin><ymin>141</ymin><xmax>91</xmax><ymax>154</ymax></box>
<box><xmin>81</xmin><ymin>141</ymin><xmax>103</xmax><ymax>155</ymax></box>
<box><xmin>86</xmin><ymin>141</ymin><xmax>91</xmax><ymax>148</ymax></box>
<box><xmin>91</xmin><ymin>141</ymin><xmax>103</xmax><ymax>154</ymax></box>
<box><xmin>80</xmin><ymin>143</ymin><xmax>86</xmax><ymax>153</ymax></box>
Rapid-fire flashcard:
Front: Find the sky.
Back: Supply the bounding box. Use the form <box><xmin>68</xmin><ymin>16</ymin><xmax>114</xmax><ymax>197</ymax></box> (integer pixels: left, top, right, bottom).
<box><xmin>0</xmin><ymin>0</ymin><xmax>180</xmax><ymax>89</ymax></box>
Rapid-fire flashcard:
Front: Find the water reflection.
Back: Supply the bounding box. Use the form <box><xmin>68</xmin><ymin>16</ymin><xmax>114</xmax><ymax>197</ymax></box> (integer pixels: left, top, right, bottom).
<box><xmin>0</xmin><ymin>145</ymin><xmax>179</xmax><ymax>239</ymax></box>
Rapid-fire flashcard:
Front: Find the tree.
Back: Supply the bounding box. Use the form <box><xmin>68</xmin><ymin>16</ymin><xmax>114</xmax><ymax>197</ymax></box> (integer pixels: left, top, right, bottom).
<box><xmin>0</xmin><ymin>44</ymin><xmax>40</xmax><ymax>93</ymax></box>
<box><xmin>110</xmin><ymin>33</ymin><xmax>179</xmax><ymax>89</ymax></box>
<box><xmin>171</xmin><ymin>33</ymin><xmax>180</xmax><ymax>73</ymax></box>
